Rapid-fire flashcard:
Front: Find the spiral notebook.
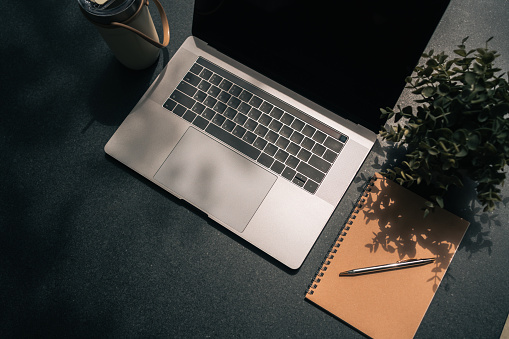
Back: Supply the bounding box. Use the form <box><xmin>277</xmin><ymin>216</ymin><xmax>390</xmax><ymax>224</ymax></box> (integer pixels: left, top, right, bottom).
<box><xmin>305</xmin><ymin>173</ymin><xmax>470</xmax><ymax>339</ymax></box>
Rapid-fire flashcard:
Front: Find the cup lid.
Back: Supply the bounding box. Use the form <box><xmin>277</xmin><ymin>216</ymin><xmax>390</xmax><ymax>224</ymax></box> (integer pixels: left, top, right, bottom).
<box><xmin>77</xmin><ymin>0</ymin><xmax>142</xmax><ymax>25</ymax></box>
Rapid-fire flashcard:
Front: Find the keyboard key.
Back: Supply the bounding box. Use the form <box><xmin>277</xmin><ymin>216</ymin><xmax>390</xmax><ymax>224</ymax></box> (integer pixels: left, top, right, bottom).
<box><xmin>297</xmin><ymin>148</ymin><xmax>311</xmax><ymax>162</ymax></box>
<box><xmin>183</xmin><ymin>110</ymin><xmax>197</xmax><ymax>122</ymax></box>
<box><xmin>275</xmin><ymin>149</ymin><xmax>289</xmax><ymax>162</ymax></box>
<box><xmin>232</xmin><ymin>125</ymin><xmax>247</xmax><ymax>138</ymax></box>
<box><xmin>271</xmin><ymin>160</ymin><xmax>285</xmax><ymax>174</ymax></box>
<box><xmin>206</xmin><ymin>123</ymin><xmax>261</xmax><ymax>160</ymax></box>
<box><xmin>190</xmin><ymin>63</ymin><xmax>203</xmax><ymax>75</ymax></box>
<box><xmin>203</xmin><ymin>96</ymin><xmax>218</xmax><ymax>108</ymax></box>
<box><xmin>244</xmin><ymin>118</ymin><xmax>258</xmax><ymax>131</ymax></box>
<box><xmin>286</xmin><ymin>142</ymin><xmax>300</xmax><ymax>156</ymax></box>
<box><xmin>192</xmin><ymin>115</ymin><xmax>209</xmax><ymax>129</ymax></box>
<box><xmin>280</xmin><ymin>125</ymin><xmax>293</xmax><ymax>138</ymax></box>
<box><xmin>290</xmin><ymin>131</ymin><xmax>304</xmax><ymax>144</ymax></box>
<box><xmin>213</xmin><ymin>101</ymin><xmax>227</xmax><ymax>114</ymax></box>
<box><xmin>170</xmin><ymin>90</ymin><xmax>195</xmax><ymax>109</ymax></box>
<box><xmin>228</xmin><ymin>96</ymin><xmax>241</xmax><ymax>109</ymax></box>
<box><xmin>293</xmin><ymin>174</ymin><xmax>306</xmax><ymax>187</ymax></box>
<box><xmin>223</xmin><ymin>107</ymin><xmax>237</xmax><ymax>120</ymax></box>
<box><xmin>264</xmin><ymin>143</ymin><xmax>278</xmax><ymax>156</ymax></box>
<box><xmin>253</xmin><ymin>137</ymin><xmax>268</xmax><ymax>150</ymax></box>
<box><xmin>202</xmin><ymin>108</ymin><xmax>215</xmax><ymax>120</ymax></box>
<box><xmin>297</xmin><ymin>162</ymin><xmax>325</xmax><ymax>183</ymax></box>
<box><xmin>192</xmin><ymin>102</ymin><xmax>205</xmax><ymax>114</ymax></box>
<box><xmin>173</xmin><ymin>104</ymin><xmax>186</xmax><ymax>116</ymax></box>
<box><xmin>209</xmin><ymin>74</ymin><xmax>222</xmax><ymax>86</ymax></box>
<box><xmin>198</xmin><ymin>80</ymin><xmax>211</xmax><ymax>92</ymax></box>
<box><xmin>238</xmin><ymin>102</ymin><xmax>251</xmax><ymax>115</ymax></box>
<box><xmin>324</xmin><ymin>137</ymin><xmax>344</xmax><ymax>152</ymax></box>
<box><xmin>301</xmin><ymin>137</ymin><xmax>315</xmax><ymax>150</ymax></box>
<box><xmin>282</xmin><ymin>167</ymin><xmax>296</xmax><ymax>181</ymax></box>
<box><xmin>291</xmin><ymin>119</ymin><xmax>305</xmax><ymax>131</ymax></box>
<box><xmin>259</xmin><ymin>101</ymin><xmax>273</xmax><ymax>114</ymax></box>
<box><xmin>193</xmin><ymin>90</ymin><xmax>207</xmax><ymax>102</ymax></box>
<box><xmin>199</xmin><ymin>68</ymin><xmax>213</xmax><ymax>80</ymax></box>
<box><xmin>217</xmin><ymin>91</ymin><xmax>231</xmax><ymax>103</ymax></box>
<box><xmin>269</xmin><ymin>120</ymin><xmax>283</xmax><ymax>132</ymax></box>
<box><xmin>285</xmin><ymin>155</ymin><xmax>300</xmax><ymax>169</ymax></box>
<box><xmin>254</xmin><ymin>125</ymin><xmax>268</xmax><ymax>137</ymax></box>
<box><xmin>242</xmin><ymin>131</ymin><xmax>257</xmax><ymax>144</ymax></box>
<box><xmin>222</xmin><ymin>119</ymin><xmax>235</xmax><ymax>132</ymax></box>
<box><xmin>163</xmin><ymin>98</ymin><xmax>177</xmax><ymax>111</ymax></box>
<box><xmin>248</xmin><ymin>108</ymin><xmax>262</xmax><ymax>120</ymax></box>
<box><xmin>239</xmin><ymin>90</ymin><xmax>253</xmax><ymax>102</ymax></box>
<box><xmin>219</xmin><ymin>79</ymin><xmax>233</xmax><ymax>91</ymax></box>
<box><xmin>311</xmin><ymin>143</ymin><xmax>326</xmax><ymax>156</ymax></box>
<box><xmin>323</xmin><ymin>149</ymin><xmax>338</xmax><ymax>162</ymax></box>
<box><xmin>265</xmin><ymin>130</ymin><xmax>278</xmax><ymax>143</ymax></box>
<box><xmin>270</xmin><ymin>107</ymin><xmax>284</xmax><ymax>119</ymax></box>
<box><xmin>313</xmin><ymin>130</ymin><xmax>327</xmax><ymax>143</ymax></box>
<box><xmin>280</xmin><ymin>113</ymin><xmax>294</xmax><ymax>125</ymax></box>
<box><xmin>184</xmin><ymin>72</ymin><xmax>201</xmax><ymax>86</ymax></box>
<box><xmin>275</xmin><ymin>136</ymin><xmax>290</xmax><ymax>149</ymax></box>
<box><xmin>304</xmin><ymin>180</ymin><xmax>319</xmax><ymax>194</ymax></box>
<box><xmin>309</xmin><ymin>155</ymin><xmax>331</xmax><ymax>173</ymax></box>
<box><xmin>302</xmin><ymin>125</ymin><xmax>316</xmax><ymax>137</ymax></box>
<box><xmin>233</xmin><ymin>113</ymin><xmax>248</xmax><ymax>125</ymax></box>
<box><xmin>177</xmin><ymin>81</ymin><xmax>197</xmax><ymax>97</ymax></box>
<box><xmin>257</xmin><ymin>152</ymin><xmax>274</xmax><ymax>168</ymax></box>
<box><xmin>249</xmin><ymin>96</ymin><xmax>263</xmax><ymax>108</ymax></box>
<box><xmin>258</xmin><ymin>114</ymin><xmax>272</xmax><ymax>126</ymax></box>
<box><xmin>207</xmin><ymin>86</ymin><xmax>221</xmax><ymax>97</ymax></box>
<box><xmin>229</xmin><ymin>84</ymin><xmax>243</xmax><ymax>97</ymax></box>
<box><xmin>212</xmin><ymin>114</ymin><xmax>226</xmax><ymax>126</ymax></box>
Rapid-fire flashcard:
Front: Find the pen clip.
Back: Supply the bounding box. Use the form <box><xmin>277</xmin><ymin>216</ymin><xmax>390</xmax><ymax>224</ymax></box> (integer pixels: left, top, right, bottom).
<box><xmin>396</xmin><ymin>259</ymin><xmax>420</xmax><ymax>263</ymax></box>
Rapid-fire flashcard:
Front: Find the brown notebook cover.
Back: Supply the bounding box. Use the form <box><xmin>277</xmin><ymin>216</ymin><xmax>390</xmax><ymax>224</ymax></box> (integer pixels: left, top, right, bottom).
<box><xmin>306</xmin><ymin>173</ymin><xmax>470</xmax><ymax>339</ymax></box>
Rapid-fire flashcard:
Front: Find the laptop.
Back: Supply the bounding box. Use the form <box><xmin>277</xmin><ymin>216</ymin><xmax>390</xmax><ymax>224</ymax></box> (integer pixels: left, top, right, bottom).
<box><xmin>105</xmin><ymin>0</ymin><xmax>449</xmax><ymax>269</ymax></box>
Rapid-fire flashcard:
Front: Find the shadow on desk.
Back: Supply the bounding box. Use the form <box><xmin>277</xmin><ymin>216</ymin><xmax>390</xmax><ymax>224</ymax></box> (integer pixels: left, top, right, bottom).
<box><xmin>365</xmin><ymin>141</ymin><xmax>504</xmax><ymax>263</ymax></box>
<box><xmin>82</xmin><ymin>57</ymin><xmax>161</xmax><ymax>132</ymax></box>
<box><xmin>104</xmin><ymin>153</ymin><xmax>300</xmax><ymax>275</ymax></box>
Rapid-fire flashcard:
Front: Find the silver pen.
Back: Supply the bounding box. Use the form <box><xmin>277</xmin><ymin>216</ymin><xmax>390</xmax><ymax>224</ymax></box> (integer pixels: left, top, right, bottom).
<box><xmin>338</xmin><ymin>258</ymin><xmax>435</xmax><ymax>276</ymax></box>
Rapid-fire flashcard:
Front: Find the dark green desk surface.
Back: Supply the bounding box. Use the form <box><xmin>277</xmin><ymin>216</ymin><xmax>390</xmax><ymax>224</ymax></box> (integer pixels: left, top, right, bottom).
<box><xmin>1</xmin><ymin>0</ymin><xmax>508</xmax><ymax>337</ymax></box>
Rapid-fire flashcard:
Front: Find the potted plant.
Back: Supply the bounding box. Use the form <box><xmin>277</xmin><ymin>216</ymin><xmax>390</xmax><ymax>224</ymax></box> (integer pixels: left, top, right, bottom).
<box><xmin>379</xmin><ymin>37</ymin><xmax>509</xmax><ymax>216</ymax></box>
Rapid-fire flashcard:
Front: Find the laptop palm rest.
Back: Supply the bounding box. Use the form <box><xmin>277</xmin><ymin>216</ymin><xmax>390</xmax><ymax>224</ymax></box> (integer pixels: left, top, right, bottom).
<box><xmin>154</xmin><ymin>127</ymin><xmax>277</xmax><ymax>233</ymax></box>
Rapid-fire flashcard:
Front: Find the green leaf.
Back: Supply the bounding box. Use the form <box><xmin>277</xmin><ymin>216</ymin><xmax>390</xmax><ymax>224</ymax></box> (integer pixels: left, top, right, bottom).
<box><xmin>438</xmin><ymin>83</ymin><xmax>450</xmax><ymax>95</ymax></box>
<box><xmin>434</xmin><ymin>196</ymin><xmax>444</xmax><ymax>208</ymax></box>
<box><xmin>422</xmin><ymin>87</ymin><xmax>435</xmax><ymax>97</ymax></box>
<box><xmin>454</xmin><ymin>49</ymin><xmax>467</xmax><ymax>57</ymax></box>
<box><xmin>482</xmin><ymin>52</ymin><xmax>495</xmax><ymax>64</ymax></box>
<box><xmin>466</xmin><ymin>134</ymin><xmax>480</xmax><ymax>150</ymax></box>
<box><xmin>456</xmin><ymin>148</ymin><xmax>468</xmax><ymax>157</ymax></box>
<box><xmin>464</xmin><ymin>72</ymin><xmax>476</xmax><ymax>85</ymax></box>
<box><xmin>428</xmin><ymin>148</ymin><xmax>439</xmax><ymax>156</ymax></box>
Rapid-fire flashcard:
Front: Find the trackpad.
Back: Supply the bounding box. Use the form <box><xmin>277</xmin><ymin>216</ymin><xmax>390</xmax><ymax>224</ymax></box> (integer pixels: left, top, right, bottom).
<box><xmin>154</xmin><ymin>127</ymin><xmax>277</xmax><ymax>233</ymax></box>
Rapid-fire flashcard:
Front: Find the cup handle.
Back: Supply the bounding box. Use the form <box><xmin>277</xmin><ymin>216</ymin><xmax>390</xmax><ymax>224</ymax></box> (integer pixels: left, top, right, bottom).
<box><xmin>110</xmin><ymin>0</ymin><xmax>170</xmax><ymax>49</ymax></box>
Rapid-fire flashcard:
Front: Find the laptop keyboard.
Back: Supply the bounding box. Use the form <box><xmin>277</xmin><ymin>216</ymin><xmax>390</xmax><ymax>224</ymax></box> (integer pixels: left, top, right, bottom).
<box><xmin>162</xmin><ymin>57</ymin><xmax>348</xmax><ymax>194</ymax></box>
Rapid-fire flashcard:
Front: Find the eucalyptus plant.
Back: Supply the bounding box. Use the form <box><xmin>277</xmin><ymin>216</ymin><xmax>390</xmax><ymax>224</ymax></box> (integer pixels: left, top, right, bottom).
<box><xmin>380</xmin><ymin>37</ymin><xmax>509</xmax><ymax>215</ymax></box>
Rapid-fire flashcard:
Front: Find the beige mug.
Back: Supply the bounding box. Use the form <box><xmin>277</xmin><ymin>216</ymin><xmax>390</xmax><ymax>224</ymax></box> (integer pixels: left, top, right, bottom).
<box><xmin>78</xmin><ymin>0</ymin><xmax>170</xmax><ymax>70</ymax></box>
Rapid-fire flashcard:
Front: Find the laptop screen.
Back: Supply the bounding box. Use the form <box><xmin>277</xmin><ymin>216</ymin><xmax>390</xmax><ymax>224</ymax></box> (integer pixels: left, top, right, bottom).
<box><xmin>192</xmin><ymin>0</ymin><xmax>450</xmax><ymax>133</ymax></box>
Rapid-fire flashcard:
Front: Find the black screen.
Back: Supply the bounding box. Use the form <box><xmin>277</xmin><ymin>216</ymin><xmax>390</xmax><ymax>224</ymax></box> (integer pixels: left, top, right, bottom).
<box><xmin>193</xmin><ymin>0</ymin><xmax>450</xmax><ymax>132</ymax></box>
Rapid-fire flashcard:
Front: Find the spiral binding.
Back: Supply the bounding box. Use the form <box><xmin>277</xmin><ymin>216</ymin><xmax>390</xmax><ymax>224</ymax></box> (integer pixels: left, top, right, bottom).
<box><xmin>305</xmin><ymin>175</ymin><xmax>377</xmax><ymax>295</ymax></box>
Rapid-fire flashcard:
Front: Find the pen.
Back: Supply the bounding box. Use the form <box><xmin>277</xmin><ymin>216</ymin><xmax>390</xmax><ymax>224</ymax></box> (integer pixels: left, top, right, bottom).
<box><xmin>338</xmin><ymin>258</ymin><xmax>435</xmax><ymax>276</ymax></box>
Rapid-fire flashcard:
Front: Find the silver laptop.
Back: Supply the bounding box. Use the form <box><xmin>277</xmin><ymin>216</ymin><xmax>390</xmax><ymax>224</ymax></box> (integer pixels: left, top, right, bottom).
<box><xmin>105</xmin><ymin>0</ymin><xmax>449</xmax><ymax>269</ymax></box>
